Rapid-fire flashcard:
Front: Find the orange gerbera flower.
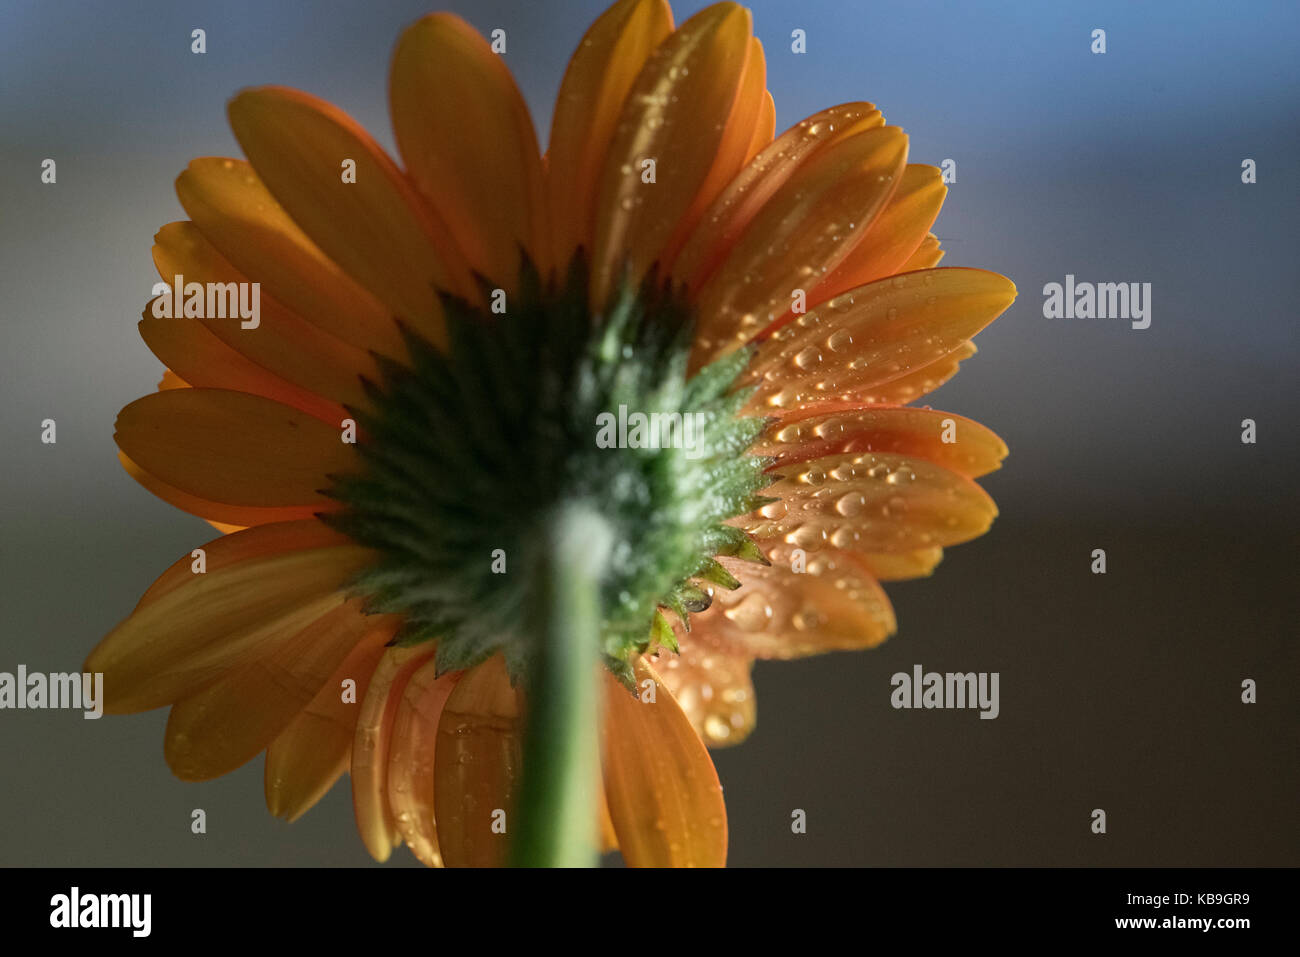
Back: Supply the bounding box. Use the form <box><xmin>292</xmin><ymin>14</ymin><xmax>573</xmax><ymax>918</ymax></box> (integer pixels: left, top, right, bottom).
<box><xmin>87</xmin><ymin>0</ymin><xmax>1015</xmax><ymax>868</ymax></box>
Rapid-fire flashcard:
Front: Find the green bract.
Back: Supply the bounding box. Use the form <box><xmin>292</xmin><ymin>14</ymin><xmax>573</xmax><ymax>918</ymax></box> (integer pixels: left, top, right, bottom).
<box><xmin>324</xmin><ymin>254</ymin><xmax>775</xmax><ymax>685</ymax></box>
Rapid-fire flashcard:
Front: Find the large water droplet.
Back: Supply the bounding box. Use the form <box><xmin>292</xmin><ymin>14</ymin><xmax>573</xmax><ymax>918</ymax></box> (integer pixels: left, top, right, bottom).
<box><xmin>794</xmin><ymin>346</ymin><xmax>822</xmax><ymax>370</ymax></box>
<box><xmin>704</xmin><ymin>715</ymin><xmax>732</xmax><ymax>741</ymax></box>
<box><xmin>835</xmin><ymin>492</ymin><xmax>866</xmax><ymax>516</ymax></box>
<box><xmin>723</xmin><ymin>592</ymin><xmax>773</xmax><ymax>632</ymax></box>
<box><xmin>826</xmin><ymin>328</ymin><xmax>853</xmax><ymax>352</ymax></box>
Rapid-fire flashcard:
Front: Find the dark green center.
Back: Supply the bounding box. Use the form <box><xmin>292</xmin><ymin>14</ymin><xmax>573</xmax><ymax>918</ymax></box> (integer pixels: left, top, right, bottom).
<box><xmin>324</xmin><ymin>254</ymin><xmax>774</xmax><ymax>685</ymax></box>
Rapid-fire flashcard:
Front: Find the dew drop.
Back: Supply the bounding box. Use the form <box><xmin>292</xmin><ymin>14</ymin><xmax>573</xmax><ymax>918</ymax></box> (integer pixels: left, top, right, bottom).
<box><xmin>835</xmin><ymin>492</ymin><xmax>866</xmax><ymax>516</ymax></box>
<box><xmin>792</xmin><ymin>608</ymin><xmax>822</xmax><ymax>631</ymax></box>
<box><xmin>826</xmin><ymin>328</ymin><xmax>853</xmax><ymax>352</ymax></box>
<box><xmin>830</xmin><ymin>526</ymin><xmax>859</xmax><ymax>548</ymax></box>
<box><xmin>786</xmin><ymin>524</ymin><xmax>825</xmax><ymax>549</ymax></box>
<box><xmin>704</xmin><ymin>715</ymin><xmax>732</xmax><ymax>740</ymax></box>
<box><xmin>723</xmin><ymin>592</ymin><xmax>773</xmax><ymax>632</ymax></box>
<box><xmin>794</xmin><ymin>346</ymin><xmax>822</xmax><ymax>370</ymax></box>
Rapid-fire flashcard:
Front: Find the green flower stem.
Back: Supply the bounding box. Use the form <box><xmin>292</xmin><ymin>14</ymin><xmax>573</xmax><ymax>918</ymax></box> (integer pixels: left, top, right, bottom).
<box><xmin>510</xmin><ymin>503</ymin><xmax>612</xmax><ymax>868</ymax></box>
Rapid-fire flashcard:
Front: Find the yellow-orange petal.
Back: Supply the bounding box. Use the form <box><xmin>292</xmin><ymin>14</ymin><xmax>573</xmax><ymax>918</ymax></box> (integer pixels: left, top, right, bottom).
<box><xmin>151</xmin><ymin>221</ymin><xmax>376</xmax><ymax>411</ymax></box>
<box><xmin>741</xmin><ymin>268</ymin><xmax>1016</xmax><ymax>411</ymax></box>
<box><xmin>589</xmin><ymin>2</ymin><xmax>752</xmax><ymax>302</ymax></box>
<box><xmin>658</xmin><ymin>35</ymin><xmax>768</xmax><ymax>269</ymax></box>
<box><xmin>862</xmin><ymin>339</ymin><xmax>976</xmax><ymax>406</ymax></box>
<box><xmin>901</xmin><ymin>232</ymin><xmax>944</xmax><ymax>271</ymax></box>
<box><xmin>691</xmin><ymin>126</ymin><xmax>909</xmax><ymax>369</ymax></box>
<box><xmin>743</xmin><ymin>90</ymin><xmax>775</xmax><ymax>165</ymax></box>
<box><xmin>856</xmin><ymin>546</ymin><xmax>945</xmax><ymax>581</ymax></box>
<box><xmin>812</xmin><ymin>164</ymin><xmax>946</xmax><ymax>301</ymax></box>
<box><xmin>433</xmin><ymin>654</ymin><xmax>521</xmax><ymax>868</ymax></box>
<box><xmin>386</xmin><ymin>658</ymin><xmax>459</xmax><ymax>867</ymax></box>
<box><xmin>601</xmin><ymin>657</ymin><xmax>727</xmax><ymax>867</ymax></box>
<box><xmin>351</xmin><ymin>644</ymin><xmax>436</xmax><ymax>862</ymax></box>
<box><xmin>165</xmin><ymin>601</ymin><xmax>398</xmax><ymax>781</ymax></box>
<box><xmin>759</xmin><ymin>406</ymin><xmax>1008</xmax><ymax>478</ymax></box>
<box><xmin>548</xmin><ymin>0</ymin><xmax>674</xmax><ymax>269</ymax></box>
<box><xmin>135</xmin><ymin>519</ymin><xmax>349</xmax><ymax>611</ymax></box>
<box><xmin>158</xmin><ymin>369</ymin><xmax>187</xmax><ymax>390</ymax></box>
<box><xmin>654</xmin><ymin>639</ymin><xmax>757</xmax><ymax>747</ymax></box>
<box><xmin>115</xmin><ymin>389</ymin><xmax>356</xmax><ymax>509</ymax></box>
<box><xmin>672</xmin><ymin>102</ymin><xmax>884</xmax><ymax>293</ymax></box>
<box><xmin>597</xmin><ymin>784</ymin><xmax>619</xmax><ymax>854</ymax></box>
<box><xmin>175</xmin><ymin>157</ymin><xmax>404</xmax><ymax>358</ymax></box>
<box><xmin>118</xmin><ymin>451</ymin><xmax>326</xmax><ymax>528</ymax></box>
<box><xmin>139</xmin><ymin>305</ymin><xmax>346</xmax><ymax>426</ymax></box>
<box><xmin>391</xmin><ymin>14</ymin><xmax>547</xmax><ymax>285</ymax></box>
<box><xmin>85</xmin><ymin>543</ymin><xmax>372</xmax><ymax>713</ymax></box>
<box><xmin>695</xmin><ymin>546</ymin><xmax>895</xmax><ymax>659</ymax></box>
<box><xmin>265</xmin><ymin>627</ymin><xmax>391</xmax><ymax>821</ymax></box>
<box><xmin>227</xmin><ymin>86</ymin><xmax>472</xmax><ymax>345</ymax></box>
<box><xmin>738</xmin><ymin>450</ymin><xmax>998</xmax><ymax>554</ymax></box>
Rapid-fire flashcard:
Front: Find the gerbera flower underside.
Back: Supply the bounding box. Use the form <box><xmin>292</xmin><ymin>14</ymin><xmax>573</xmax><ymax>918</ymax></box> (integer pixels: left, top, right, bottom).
<box><xmin>88</xmin><ymin>0</ymin><xmax>1015</xmax><ymax>868</ymax></box>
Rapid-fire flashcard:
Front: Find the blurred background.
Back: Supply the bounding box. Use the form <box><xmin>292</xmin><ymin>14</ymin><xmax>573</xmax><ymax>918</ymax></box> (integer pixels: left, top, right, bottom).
<box><xmin>1</xmin><ymin>0</ymin><xmax>1296</xmax><ymax>866</ymax></box>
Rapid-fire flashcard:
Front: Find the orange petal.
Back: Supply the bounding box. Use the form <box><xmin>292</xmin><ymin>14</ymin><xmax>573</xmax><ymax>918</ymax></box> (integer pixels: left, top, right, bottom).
<box><xmin>738</xmin><ymin>450</ymin><xmax>998</xmax><ymax>554</ymax></box>
<box><xmin>862</xmin><ymin>339</ymin><xmax>976</xmax><ymax>406</ymax></box>
<box><xmin>812</xmin><ymin>164</ymin><xmax>946</xmax><ymax>300</ymax></box>
<box><xmin>227</xmin><ymin>86</ymin><xmax>472</xmax><ymax>345</ymax></box>
<box><xmin>139</xmin><ymin>305</ymin><xmax>347</xmax><ymax>425</ymax></box>
<box><xmin>165</xmin><ymin>601</ymin><xmax>398</xmax><ymax>781</ymax></box>
<box><xmin>901</xmin><ymin>233</ymin><xmax>944</xmax><ymax>271</ymax></box>
<box><xmin>158</xmin><ymin>369</ymin><xmax>187</xmax><ymax>390</ymax></box>
<box><xmin>597</xmin><ymin>785</ymin><xmax>619</xmax><ymax>854</ymax></box>
<box><xmin>589</xmin><ymin>2</ymin><xmax>752</xmax><ymax>302</ymax></box>
<box><xmin>151</xmin><ymin>221</ymin><xmax>376</xmax><ymax>411</ymax></box>
<box><xmin>433</xmin><ymin>654</ymin><xmax>521</xmax><ymax>868</ymax></box>
<box><xmin>601</xmin><ymin>657</ymin><xmax>727</xmax><ymax>867</ymax></box>
<box><xmin>119</xmin><ymin>451</ymin><xmax>325</xmax><ymax>528</ymax></box>
<box><xmin>759</xmin><ymin>406</ymin><xmax>1008</xmax><ymax>478</ymax></box>
<box><xmin>135</xmin><ymin>519</ymin><xmax>349</xmax><ymax>611</ymax></box>
<box><xmin>741</xmin><ymin>268</ymin><xmax>1016</xmax><ymax>411</ymax></box>
<box><xmin>386</xmin><ymin>658</ymin><xmax>459</xmax><ymax>867</ymax></box>
<box><xmin>175</xmin><ymin>157</ymin><xmax>404</xmax><ymax>358</ymax></box>
<box><xmin>743</xmin><ymin>90</ymin><xmax>775</xmax><ymax>165</ymax></box>
<box><xmin>115</xmin><ymin>389</ymin><xmax>356</xmax><ymax>508</ymax></box>
<box><xmin>691</xmin><ymin>126</ymin><xmax>909</xmax><ymax>369</ymax></box>
<box><xmin>658</xmin><ymin>35</ymin><xmax>768</xmax><ymax>269</ymax></box>
<box><xmin>672</xmin><ymin>102</ymin><xmax>884</xmax><ymax>293</ymax></box>
<box><xmin>391</xmin><ymin>15</ymin><xmax>547</xmax><ymax>284</ymax></box>
<box><xmin>85</xmin><ymin>542</ymin><xmax>373</xmax><ymax>713</ymax></box>
<box><xmin>265</xmin><ymin>627</ymin><xmax>391</xmax><ymax>821</ymax></box>
<box><xmin>351</xmin><ymin>645</ymin><xmax>436</xmax><ymax>862</ymax></box>
<box><xmin>693</xmin><ymin>545</ymin><xmax>895</xmax><ymax>659</ymax></box>
<box><xmin>654</xmin><ymin>640</ymin><xmax>757</xmax><ymax>747</ymax></box>
<box><xmin>856</xmin><ymin>546</ymin><xmax>945</xmax><ymax>581</ymax></box>
<box><xmin>547</xmin><ymin>0</ymin><xmax>674</xmax><ymax>268</ymax></box>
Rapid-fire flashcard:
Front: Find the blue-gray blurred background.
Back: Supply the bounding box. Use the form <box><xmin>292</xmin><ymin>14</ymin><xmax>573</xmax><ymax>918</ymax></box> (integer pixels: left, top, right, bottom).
<box><xmin>1</xmin><ymin>0</ymin><xmax>1296</xmax><ymax>866</ymax></box>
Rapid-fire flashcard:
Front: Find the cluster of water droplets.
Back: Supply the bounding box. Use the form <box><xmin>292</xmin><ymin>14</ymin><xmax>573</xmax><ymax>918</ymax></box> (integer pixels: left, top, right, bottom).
<box><xmin>736</xmin><ymin>446</ymin><xmax>978</xmax><ymax>556</ymax></box>
<box><xmin>657</xmin><ymin>635</ymin><xmax>754</xmax><ymax>746</ymax></box>
<box><xmin>689</xmin><ymin>542</ymin><xmax>893</xmax><ymax>662</ymax></box>
<box><xmin>738</xmin><ymin>270</ymin><xmax>954</xmax><ymax>411</ymax></box>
